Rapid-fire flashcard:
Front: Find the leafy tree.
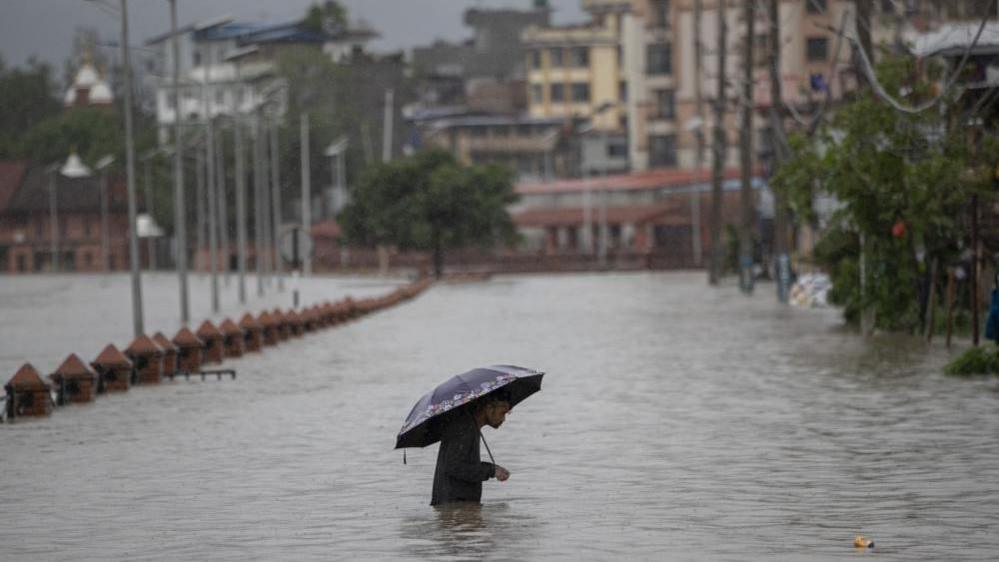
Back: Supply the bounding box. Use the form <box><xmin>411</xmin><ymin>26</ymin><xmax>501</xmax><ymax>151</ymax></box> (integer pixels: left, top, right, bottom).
<box><xmin>339</xmin><ymin>150</ymin><xmax>519</xmax><ymax>277</ymax></box>
<box><xmin>301</xmin><ymin>1</ymin><xmax>347</xmax><ymax>34</ymax></box>
<box><xmin>772</xmin><ymin>54</ymin><xmax>999</xmax><ymax>332</ymax></box>
<box><xmin>0</xmin><ymin>56</ymin><xmax>62</xmax><ymax>158</ymax></box>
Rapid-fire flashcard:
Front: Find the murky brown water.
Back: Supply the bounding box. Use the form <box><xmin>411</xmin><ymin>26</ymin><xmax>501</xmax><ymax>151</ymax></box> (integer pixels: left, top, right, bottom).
<box><xmin>2</xmin><ymin>272</ymin><xmax>998</xmax><ymax>560</ymax></box>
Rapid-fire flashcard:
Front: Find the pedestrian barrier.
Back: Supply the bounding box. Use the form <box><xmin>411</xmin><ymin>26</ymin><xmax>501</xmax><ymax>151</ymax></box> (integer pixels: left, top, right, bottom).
<box><xmin>49</xmin><ymin>354</ymin><xmax>98</xmax><ymax>404</ymax></box>
<box><xmin>196</xmin><ymin>320</ymin><xmax>225</xmax><ymax>364</ymax></box>
<box><xmin>91</xmin><ymin>344</ymin><xmax>132</xmax><ymax>393</ymax></box>
<box><xmin>272</xmin><ymin>308</ymin><xmax>290</xmax><ymax>341</ymax></box>
<box><xmin>173</xmin><ymin>327</ymin><xmax>205</xmax><ymax>373</ymax></box>
<box><xmin>125</xmin><ymin>335</ymin><xmax>165</xmax><ymax>385</ymax></box>
<box><xmin>153</xmin><ymin>332</ymin><xmax>180</xmax><ymax>376</ymax></box>
<box><xmin>239</xmin><ymin>313</ymin><xmax>264</xmax><ymax>352</ymax></box>
<box><xmin>4</xmin><ymin>363</ymin><xmax>53</xmax><ymax>419</ymax></box>
<box><xmin>219</xmin><ymin>318</ymin><xmax>245</xmax><ymax>358</ymax></box>
<box><xmin>2</xmin><ymin>277</ymin><xmax>434</xmax><ymax>423</ymax></box>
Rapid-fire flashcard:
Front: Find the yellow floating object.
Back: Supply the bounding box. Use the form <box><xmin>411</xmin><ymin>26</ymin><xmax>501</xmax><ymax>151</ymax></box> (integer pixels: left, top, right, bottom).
<box><xmin>854</xmin><ymin>535</ymin><xmax>874</xmax><ymax>548</ymax></box>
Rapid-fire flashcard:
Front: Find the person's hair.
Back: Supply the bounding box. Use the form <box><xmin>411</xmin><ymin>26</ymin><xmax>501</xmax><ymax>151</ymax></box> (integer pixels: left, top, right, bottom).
<box><xmin>480</xmin><ymin>391</ymin><xmax>511</xmax><ymax>408</ymax></box>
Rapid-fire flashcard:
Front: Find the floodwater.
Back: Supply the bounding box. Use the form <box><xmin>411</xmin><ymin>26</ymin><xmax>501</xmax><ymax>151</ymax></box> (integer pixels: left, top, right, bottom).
<box><xmin>1</xmin><ymin>272</ymin><xmax>997</xmax><ymax>561</ymax></box>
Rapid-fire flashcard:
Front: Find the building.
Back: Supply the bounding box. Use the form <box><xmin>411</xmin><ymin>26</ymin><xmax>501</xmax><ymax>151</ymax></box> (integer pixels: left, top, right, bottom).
<box><xmin>412</xmin><ymin>6</ymin><xmax>551</xmax><ymax>110</ymax></box>
<box><xmin>63</xmin><ymin>52</ymin><xmax>114</xmax><ymax>110</ymax></box>
<box><xmin>0</xmin><ymin>156</ymin><xmax>139</xmax><ymax>274</ymax></box>
<box><xmin>523</xmin><ymin>0</ymin><xmax>630</xmax><ymax>132</ymax></box>
<box><xmin>417</xmin><ymin>114</ymin><xmax>567</xmax><ymax>181</ymax></box>
<box><xmin>512</xmin><ymin>166</ymin><xmax>766</xmax><ymax>263</ymax></box>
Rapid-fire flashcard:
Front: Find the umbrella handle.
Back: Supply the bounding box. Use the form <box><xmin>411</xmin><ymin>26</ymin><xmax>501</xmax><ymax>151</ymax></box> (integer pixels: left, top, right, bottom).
<box><xmin>479</xmin><ymin>430</ymin><xmax>497</xmax><ymax>467</ymax></box>
<box><xmin>463</xmin><ymin>409</ymin><xmax>498</xmax><ymax>468</ymax></box>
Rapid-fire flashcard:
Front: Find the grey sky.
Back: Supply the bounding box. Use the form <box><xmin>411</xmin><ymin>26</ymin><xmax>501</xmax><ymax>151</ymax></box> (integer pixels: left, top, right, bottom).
<box><xmin>1</xmin><ymin>0</ymin><xmax>585</xmax><ymax>73</ymax></box>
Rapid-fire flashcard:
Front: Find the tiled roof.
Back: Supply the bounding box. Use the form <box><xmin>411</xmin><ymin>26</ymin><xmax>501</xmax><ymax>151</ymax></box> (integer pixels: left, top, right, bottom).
<box><xmin>516</xmin><ymin>167</ymin><xmax>757</xmax><ymax>195</ymax></box>
<box><xmin>7</xmin><ymin>363</ymin><xmax>50</xmax><ymax>390</ymax></box>
<box><xmin>173</xmin><ymin>327</ymin><xmax>204</xmax><ymax>348</ymax></box>
<box><xmin>5</xmin><ymin>165</ymin><xmax>133</xmax><ymax>213</ymax></box>
<box><xmin>52</xmin><ymin>353</ymin><xmax>97</xmax><ymax>379</ymax></box>
<box><xmin>196</xmin><ymin>320</ymin><xmax>224</xmax><ymax>339</ymax></box>
<box><xmin>126</xmin><ymin>335</ymin><xmax>164</xmax><ymax>356</ymax></box>
<box><xmin>0</xmin><ymin>160</ymin><xmax>29</xmax><ymax>212</ymax></box>
<box><xmin>92</xmin><ymin>344</ymin><xmax>132</xmax><ymax>368</ymax></box>
<box><xmin>239</xmin><ymin>313</ymin><xmax>262</xmax><ymax>330</ymax></box>
<box><xmin>513</xmin><ymin>203</ymin><xmax>688</xmax><ymax>227</ymax></box>
<box><xmin>153</xmin><ymin>332</ymin><xmax>179</xmax><ymax>352</ymax></box>
<box><xmin>219</xmin><ymin>318</ymin><xmax>244</xmax><ymax>336</ymax></box>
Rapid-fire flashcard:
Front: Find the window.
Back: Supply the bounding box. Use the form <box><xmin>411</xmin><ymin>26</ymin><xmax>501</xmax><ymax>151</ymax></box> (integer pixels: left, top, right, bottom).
<box><xmin>608</xmin><ymin>142</ymin><xmax>628</xmax><ymax>158</ymax></box>
<box><xmin>647</xmin><ymin>43</ymin><xmax>672</xmax><ymax>75</ymax></box>
<box><xmin>619</xmin><ymin>80</ymin><xmax>628</xmax><ymax>102</ymax></box>
<box><xmin>531</xmin><ymin>84</ymin><xmax>543</xmax><ymax>104</ymax></box>
<box><xmin>570</xmin><ymin>47</ymin><xmax>589</xmax><ymax>68</ymax></box>
<box><xmin>806</xmin><ymin>37</ymin><xmax>828</xmax><ymax>62</ymax></box>
<box><xmin>880</xmin><ymin>0</ymin><xmax>895</xmax><ymax>14</ymax></box>
<box><xmin>192</xmin><ymin>50</ymin><xmax>201</xmax><ymax>66</ymax></box>
<box><xmin>215</xmin><ymin>89</ymin><xmax>225</xmax><ymax>105</ymax></box>
<box><xmin>550</xmin><ymin>47</ymin><xmax>564</xmax><ymax>67</ymax></box>
<box><xmin>654</xmin><ymin>89</ymin><xmax>675</xmax><ymax>118</ymax></box>
<box><xmin>551</xmin><ymin>83</ymin><xmax>565</xmax><ymax>102</ymax></box>
<box><xmin>652</xmin><ymin>0</ymin><xmax>671</xmax><ymax>28</ymax></box>
<box><xmin>530</xmin><ymin>50</ymin><xmax>542</xmax><ymax>70</ymax></box>
<box><xmin>806</xmin><ymin>0</ymin><xmax>827</xmax><ymax>14</ymax></box>
<box><xmin>649</xmin><ymin>134</ymin><xmax>677</xmax><ymax>167</ymax></box>
<box><xmin>571</xmin><ymin>83</ymin><xmax>590</xmax><ymax>103</ymax></box>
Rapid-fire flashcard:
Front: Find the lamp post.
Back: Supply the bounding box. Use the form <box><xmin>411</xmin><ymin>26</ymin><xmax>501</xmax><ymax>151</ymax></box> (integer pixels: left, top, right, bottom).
<box><xmin>200</xmin><ymin>42</ymin><xmax>220</xmax><ymax>312</ymax></box>
<box><xmin>169</xmin><ymin>0</ymin><xmax>189</xmax><ymax>324</ymax></box>
<box><xmin>95</xmin><ymin>155</ymin><xmax>114</xmax><ymax>272</ymax></box>
<box><xmin>47</xmin><ymin>164</ymin><xmax>60</xmax><ymax>272</ymax></box>
<box><xmin>119</xmin><ymin>0</ymin><xmax>144</xmax><ymax>337</ymax></box>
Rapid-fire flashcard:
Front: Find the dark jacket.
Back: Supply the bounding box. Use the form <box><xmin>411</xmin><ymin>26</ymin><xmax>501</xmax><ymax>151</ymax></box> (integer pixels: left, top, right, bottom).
<box><xmin>431</xmin><ymin>418</ymin><xmax>495</xmax><ymax>506</ymax></box>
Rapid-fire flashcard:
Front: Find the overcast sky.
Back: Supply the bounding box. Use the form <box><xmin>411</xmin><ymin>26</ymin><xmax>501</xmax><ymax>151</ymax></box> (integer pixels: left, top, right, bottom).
<box><xmin>1</xmin><ymin>0</ymin><xmax>585</xmax><ymax>73</ymax></box>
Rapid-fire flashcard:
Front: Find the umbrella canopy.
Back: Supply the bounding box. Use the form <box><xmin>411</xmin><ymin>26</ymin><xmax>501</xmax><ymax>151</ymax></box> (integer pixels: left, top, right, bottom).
<box><xmin>395</xmin><ymin>365</ymin><xmax>544</xmax><ymax>449</ymax></box>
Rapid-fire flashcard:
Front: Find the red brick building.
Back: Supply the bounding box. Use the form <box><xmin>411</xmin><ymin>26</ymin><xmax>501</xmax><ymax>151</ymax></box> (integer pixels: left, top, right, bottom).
<box><xmin>512</xmin><ymin>167</ymin><xmax>767</xmax><ymax>266</ymax></box>
<box><xmin>0</xmin><ymin>159</ymin><xmax>139</xmax><ymax>273</ymax></box>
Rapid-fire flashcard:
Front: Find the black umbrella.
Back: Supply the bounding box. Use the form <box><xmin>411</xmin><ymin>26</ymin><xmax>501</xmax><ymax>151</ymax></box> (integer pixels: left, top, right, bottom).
<box><xmin>395</xmin><ymin>365</ymin><xmax>544</xmax><ymax>451</ymax></box>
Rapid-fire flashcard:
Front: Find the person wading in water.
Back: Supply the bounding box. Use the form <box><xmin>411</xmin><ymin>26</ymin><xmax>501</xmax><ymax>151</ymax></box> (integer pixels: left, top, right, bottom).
<box><xmin>431</xmin><ymin>394</ymin><xmax>511</xmax><ymax>506</ymax></box>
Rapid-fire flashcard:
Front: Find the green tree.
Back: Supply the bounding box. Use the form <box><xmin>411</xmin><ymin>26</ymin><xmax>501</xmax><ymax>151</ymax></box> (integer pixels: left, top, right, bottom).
<box><xmin>773</xmin><ymin>54</ymin><xmax>998</xmax><ymax>332</ymax></box>
<box><xmin>301</xmin><ymin>1</ymin><xmax>347</xmax><ymax>33</ymax></box>
<box><xmin>0</xmin><ymin>56</ymin><xmax>62</xmax><ymax>158</ymax></box>
<box><xmin>339</xmin><ymin>150</ymin><xmax>519</xmax><ymax>277</ymax></box>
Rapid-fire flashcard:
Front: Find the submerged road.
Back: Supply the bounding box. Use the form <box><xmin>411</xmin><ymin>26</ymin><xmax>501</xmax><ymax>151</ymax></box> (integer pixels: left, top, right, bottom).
<box><xmin>1</xmin><ymin>272</ymin><xmax>997</xmax><ymax>560</ymax></box>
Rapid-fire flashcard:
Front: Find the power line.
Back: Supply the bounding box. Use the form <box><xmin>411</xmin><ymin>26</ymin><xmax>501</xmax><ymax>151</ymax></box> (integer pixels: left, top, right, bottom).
<box><xmin>832</xmin><ymin>0</ymin><xmax>997</xmax><ymax>115</ymax></box>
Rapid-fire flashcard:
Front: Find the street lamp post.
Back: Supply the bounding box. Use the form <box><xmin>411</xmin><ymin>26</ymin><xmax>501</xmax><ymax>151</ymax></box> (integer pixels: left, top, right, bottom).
<box><xmin>169</xmin><ymin>0</ymin><xmax>190</xmax><ymax>325</ymax></box>
<box><xmin>120</xmin><ymin>0</ymin><xmax>145</xmax><ymax>338</ymax></box>
<box><xmin>96</xmin><ymin>155</ymin><xmax>115</xmax><ymax>272</ymax></box>
<box><xmin>269</xmin><ymin>115</ymin><xmax>284</xmax><ymax>291</ymax></box>
<box><xmin>201</xmin><ymin>42</ymin><xmax>220</xmax><ymax>312</ymax></box>
<box><xmin>301</xmin><ymin>112</ymin><xmax>312</xmax><ymax>277</ymax></box>
<box><xmin>48</xmin><ymin>167</ymin><xmax>59</xmax><ymax>272</ymax></box>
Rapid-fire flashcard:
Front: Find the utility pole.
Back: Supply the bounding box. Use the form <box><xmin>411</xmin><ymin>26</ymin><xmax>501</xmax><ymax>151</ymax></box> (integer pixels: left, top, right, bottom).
<box><xmin>194</xmin><ymin>134</ymin><xmax>205</xmax><ymax>272</ymax></box>
<box><xmin>142</xmin><ymin>156</ymin><xmax>156</xmax><ymax>270</ymax></box>
<box><xmin>120</xmin><ymin>0</ymin><xmax>144</xmax><ymax>338</ymax></box>
<box><xmin>270</xmin><ymin>116</ymin><xmax>284</xmax><ymax>291</ymax></box>
<box><xmin>253</xmin><ymin>112</ymin><xmax>265</xmax><ymax>297</ymax></box>
<box><xmin>260</xmin><ymin>120</ymin><xmax>273</xmax><ymax>287</ymax></box>
<box><xmin>216</xmin><ymin>127</ymin><xmax>229</xmax><ymax>285</ymax></box>
<box><xmin>234</xmin><ymin>80</ymin><xmax>248</xmax><ymax>304</ymax></box>
<box><xmin>739</xmin><ymin>0</ymin><xmax>755</xmax><ymax>294</ymax></box>
<box><xmin>301</xmin><ymin>113</ymin><xmax>312</xmax><ymax>276</ymax></box>
<box><xmin>202</xmin><ymin>43</ymin><xmax>219</xmax><ymax>313</ymax></box>
<box><xmin>692</xmin><ymin>0</ymin><xmax>704</xmax><ymax>267</ymax></box>
<box><xmin>709</xmin><ymin>0</ymin><xmax>727</xmax><ymax>285</ymax></box>
<box><xmin>769</xmin><ymin>0</ymin><xmax>791</xmax><ymax>304</ymax></box>
<box><xmin>169</xmin><ymin>0</ymin><xmax>189</xmax><ymax>325</ymax></box>
<box><xmin>99</xmin><ymin>162</ymin><xmax>111</xmax><ymax>271</ymax></box>
<box><xmin>49</xmin><ymin>170</ymin><xmax>59</xmax><ymax>272</ymax></box>
<box><xmin>382</xmin><ymin>88</ymin><xmax>394</xmax><ymax>163</ymax></box>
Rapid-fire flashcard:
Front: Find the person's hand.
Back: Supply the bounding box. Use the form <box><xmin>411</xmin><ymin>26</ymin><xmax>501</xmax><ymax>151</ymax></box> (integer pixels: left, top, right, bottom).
<box><xmin>494</xmin><ymin>465</ymin><xmax>510</xmax><ymax>482</ymax></box>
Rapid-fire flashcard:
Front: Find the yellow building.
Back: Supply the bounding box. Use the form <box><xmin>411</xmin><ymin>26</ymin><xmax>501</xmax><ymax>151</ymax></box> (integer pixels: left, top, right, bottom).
<box><xmin>522</xmin><ymin>0</ymin><xmax>632</xmax><ymax>132</ymax></box>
